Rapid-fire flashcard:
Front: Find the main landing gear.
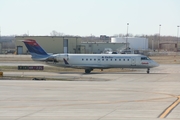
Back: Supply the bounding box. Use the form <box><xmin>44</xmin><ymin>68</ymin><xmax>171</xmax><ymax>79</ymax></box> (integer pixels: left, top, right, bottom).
<box><xmin>85</xmin><ymin>69</ymin><xmax>93</xmax><ymax>74</ymax></box>
<box><xmin>147</xmin><ymin>68</ymin><xmax>150</xmax><ymax>74</ymax></box>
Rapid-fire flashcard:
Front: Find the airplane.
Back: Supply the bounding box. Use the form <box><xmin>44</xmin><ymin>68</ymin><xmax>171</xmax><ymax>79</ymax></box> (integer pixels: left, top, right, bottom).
<box><xmin>22</xmin><ymin>39</ymin><xmax>159</xmax><ymax>74</ymax></box>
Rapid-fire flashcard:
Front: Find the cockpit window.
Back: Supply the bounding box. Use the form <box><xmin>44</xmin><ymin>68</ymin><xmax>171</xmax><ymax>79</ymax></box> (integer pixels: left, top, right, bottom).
<box><xmin>147</xmin><ymin>57</ymin><xmax>151</xmax><ymax>60</ymax></box>
<box><xmin>141</xmin><ymin>57</ymin><xmax>151</xmax><ymax>60</ymax></box>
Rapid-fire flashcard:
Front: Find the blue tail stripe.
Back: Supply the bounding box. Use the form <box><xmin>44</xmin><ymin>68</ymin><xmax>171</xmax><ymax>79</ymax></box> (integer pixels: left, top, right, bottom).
<box><xmin>24</xmin><ymin>43</ymin><xmax>48</xmax><ymax>55</ymax></box>
<box><xmin>23</xmin><ymin>39</ymin><xmax>48</xmax><ymax>55</ymax></box>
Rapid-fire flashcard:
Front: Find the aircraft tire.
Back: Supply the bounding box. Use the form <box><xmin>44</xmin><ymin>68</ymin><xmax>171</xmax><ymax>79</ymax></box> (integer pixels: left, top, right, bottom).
<box><xmin>85</xmin><ymin>69</ymin><xmax>91</xmax><ymax>74</ymax></box>
<box><xmin>147</xmin><ymin>68</ymin><xmax>150</xmax><ymax>74</ymax></box>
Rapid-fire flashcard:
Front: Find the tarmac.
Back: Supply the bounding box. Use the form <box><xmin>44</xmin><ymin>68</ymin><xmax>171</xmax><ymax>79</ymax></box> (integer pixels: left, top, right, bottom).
<box><xmin>0</xmin><ymin>64</ymin><xmax>180</xmax><ymax>120</ymax></box>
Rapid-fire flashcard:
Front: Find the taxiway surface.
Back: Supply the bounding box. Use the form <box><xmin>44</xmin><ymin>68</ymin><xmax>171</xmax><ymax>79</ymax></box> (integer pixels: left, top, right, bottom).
<box><xmin>0</xmin><ymin>64</ymin><xmax>180</xmax><ymax>120</ymax></box>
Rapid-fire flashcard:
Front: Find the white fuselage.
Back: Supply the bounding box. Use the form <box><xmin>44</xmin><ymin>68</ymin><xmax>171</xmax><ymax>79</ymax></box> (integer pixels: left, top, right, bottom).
<box><xmin>44</xmin><ymin>54</ymin><xmax>159</xmax><ymax>69</ymax></box>
<box><xmin>23</xmin><ymin>39</ymin><xmax>158</xmax><ymax>73</ymax></box>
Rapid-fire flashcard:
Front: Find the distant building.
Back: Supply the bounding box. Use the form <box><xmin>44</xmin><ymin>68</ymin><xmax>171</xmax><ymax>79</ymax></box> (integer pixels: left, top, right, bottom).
<box><xmin>15</xmin><ymin>36</ymin><xmax>82</xmax><ymax>54</ymax></box>
<box><xmin>100</xmin><ymin>35</ymin><xmax>110</xmax><ymax>41</ymax></box>
<box><xmin>111</xmin><ymin>37</ymin><xmax>149</xmax><ymax>50</ymax></box>
<box><xmin>81</xmin><ymin>42</ymin><xmax>127</xmax><ymax>54</ymax></box>
<box><xmin>0</xmin><ymin>36</ymin><xmax>15</xmax><ymax>54</ymax></box>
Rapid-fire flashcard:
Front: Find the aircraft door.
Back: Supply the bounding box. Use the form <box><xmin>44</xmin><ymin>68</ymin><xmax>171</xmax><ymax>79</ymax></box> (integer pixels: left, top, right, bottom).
<box><xmin>131</xmin><ymin>57</ymin><xmax>136</xmax><ymax>66</ymax></box>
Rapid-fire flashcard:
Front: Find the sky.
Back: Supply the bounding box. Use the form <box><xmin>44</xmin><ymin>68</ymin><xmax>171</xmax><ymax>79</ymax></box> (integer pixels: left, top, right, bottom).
<box><xmin>0</xmin><ymin>0</ymin><xmax>180</xmax><ymax>36</ymax></box>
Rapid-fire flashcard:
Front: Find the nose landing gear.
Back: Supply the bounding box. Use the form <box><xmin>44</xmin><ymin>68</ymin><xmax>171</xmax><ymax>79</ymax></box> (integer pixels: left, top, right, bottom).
<box><xmin>147</xmin><ymin>68</ymin><xmax>150</xmax><ymax>74</ymax></box>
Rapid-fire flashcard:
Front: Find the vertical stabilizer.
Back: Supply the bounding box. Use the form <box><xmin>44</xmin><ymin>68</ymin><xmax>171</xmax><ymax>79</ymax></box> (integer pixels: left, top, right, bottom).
<box><xmin>22</xmin><ymin>39</ymin><xmax>49</xmax><ymax>59</ymax></box>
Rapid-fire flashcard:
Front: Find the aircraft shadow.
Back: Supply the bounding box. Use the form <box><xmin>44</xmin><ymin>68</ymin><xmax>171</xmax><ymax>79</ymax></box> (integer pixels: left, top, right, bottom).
<box><xmin>58</xmin><ymin>72</ymin><xmax>169</xmax><ymax>75</ymax></box>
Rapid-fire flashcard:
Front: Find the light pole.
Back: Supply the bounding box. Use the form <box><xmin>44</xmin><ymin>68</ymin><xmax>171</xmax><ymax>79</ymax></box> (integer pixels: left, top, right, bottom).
<box><xmin>126</xmin><ymin>23</ymin><xmax>129</xmax><ymax>49</ymax></box>
<box><xmin>158</xmin><ymin>24</ymin><xmax>161</xmax><ymax>52</ymax></box>
<box><xmin>177</xmin><ymin>26</ymin><xmax>179</xmax><ymax>51</ymax></box>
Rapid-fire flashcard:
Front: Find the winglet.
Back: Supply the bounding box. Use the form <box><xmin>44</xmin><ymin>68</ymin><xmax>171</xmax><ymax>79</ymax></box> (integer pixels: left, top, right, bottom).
<box><xmin>63</xmin><ymin>58</ymin><xmax>69</xmax><ymax>65</ymax></box>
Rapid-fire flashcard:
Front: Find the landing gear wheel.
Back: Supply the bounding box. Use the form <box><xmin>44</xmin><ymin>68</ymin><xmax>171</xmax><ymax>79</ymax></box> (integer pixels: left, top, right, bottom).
<box><xmin>85</xmin><ymin>69</ymin><xmax>91</xmax><ymax>74</ymax></box>
<box><xmin>147</xmin><ymin>68</ymin><xmax>150</xmax><ymax>74</ymax></box>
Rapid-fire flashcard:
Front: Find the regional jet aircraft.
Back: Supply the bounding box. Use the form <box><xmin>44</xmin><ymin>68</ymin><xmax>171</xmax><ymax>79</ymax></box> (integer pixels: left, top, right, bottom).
<box><xmin>22</xmin><ymin>39</ymin><xmax>159</xmax><ymax>74</ymax></box>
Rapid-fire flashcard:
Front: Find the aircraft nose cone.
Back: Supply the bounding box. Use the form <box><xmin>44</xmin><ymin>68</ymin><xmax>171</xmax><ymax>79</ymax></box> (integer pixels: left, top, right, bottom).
<box><xmin>154</xmin><ymin>62</ymin><xmax>159</xmax><ymax>67</ymax></box>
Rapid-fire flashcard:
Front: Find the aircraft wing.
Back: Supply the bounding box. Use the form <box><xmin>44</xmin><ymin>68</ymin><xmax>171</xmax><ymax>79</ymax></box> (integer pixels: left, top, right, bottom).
<box><xmin>64</xmin><ymin>64</ymin><xmax>109</xmax><ymax>69</ymax></box>
<box><xmin>62</xmin><ymin>59</ymin><xmax>108</xmax><ymax>69</ymax></box>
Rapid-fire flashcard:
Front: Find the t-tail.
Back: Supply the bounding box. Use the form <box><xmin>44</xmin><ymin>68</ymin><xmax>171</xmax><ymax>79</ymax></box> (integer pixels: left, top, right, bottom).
<box><xmin>22</xmin><ymin>39</ymin><xmax>50</xmax><ymax>60</ymax></box>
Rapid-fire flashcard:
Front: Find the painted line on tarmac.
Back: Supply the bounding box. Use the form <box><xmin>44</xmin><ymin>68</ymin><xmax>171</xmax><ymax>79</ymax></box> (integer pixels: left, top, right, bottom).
<box><xmin>159</xmin><ymin>96</ymin><xmax>180</xmax><ymax>118</ymax></box>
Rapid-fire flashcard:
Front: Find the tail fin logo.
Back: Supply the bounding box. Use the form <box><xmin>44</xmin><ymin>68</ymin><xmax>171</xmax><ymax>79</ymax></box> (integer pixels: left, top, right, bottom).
<box><xmin>25</xmin><ymin>41</ymin><xmax>39</xmax><ymax>46</ymax></box>
<box><xmin>23</xmin><ymin>39</ymin><xmax>48</xmax><ymax>56</ymax></box>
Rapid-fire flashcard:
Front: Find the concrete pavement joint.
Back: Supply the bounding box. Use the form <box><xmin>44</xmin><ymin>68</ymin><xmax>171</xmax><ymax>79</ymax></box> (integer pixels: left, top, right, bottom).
<box><xmin>97</xmin><ymin>109</ymin><xmax>117</xmax><ymax>120</ymax></box>
<box><xmin>1</xmin><ymin>96</ymin><xmax>173</xmax><ymax>109</ymax></box>
<box><xmin>15</xmin><ymin>108</ymin><xmax>44</xmax><ymax>120</ymax></box>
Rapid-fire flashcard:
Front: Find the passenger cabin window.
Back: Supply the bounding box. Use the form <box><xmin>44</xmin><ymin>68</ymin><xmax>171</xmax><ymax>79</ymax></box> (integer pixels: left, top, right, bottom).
<box><xmin>119</xmin><ymin>59</ymin><xmax>121</xmax><ymax>61</ymax></box>
<box><xmin>94</xmin><ymin>59</ymin><xmax>96</xmax><ymax>61</ymax></box>
<box><xmin>123</xmin><ymin>59</ymin><xmax>125</xmax><ymax>61</ymax></box>
<box><xmin>82</xmin><ymin>58</ymin><xmax>84</xmax><ymax>61</ymax></box>
<box><xmin>102</xmin><ymin>59</ymin><xmax>104</xmax><ymax>61</ymax></box>
<box><xmin>86</xmin><ymin>59</ymin><xmax>88</xmax><ymax>61</ymax></box>
<box><xmin>115</xmin><ymin>59</ymin><xmax>117</xmax><ymax>61</ymax></box>
<box><xmin>106</xmin><ymin>59</ymin><xmax>108</xmax><ymax>61</ymax></box>
<box><xmin>90</xmin><ymin>59</ymin><xmax>92</xmax><ymax>61</ymax></box>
